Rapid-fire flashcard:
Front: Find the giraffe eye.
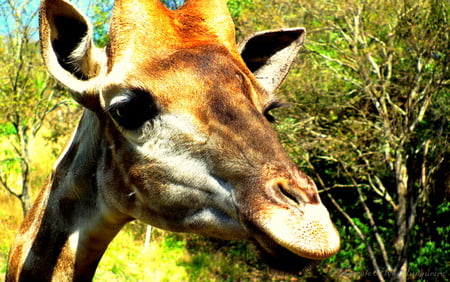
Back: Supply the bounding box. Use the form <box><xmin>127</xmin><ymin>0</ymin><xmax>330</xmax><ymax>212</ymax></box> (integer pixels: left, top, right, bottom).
<box><xmin>107</xmin><ymin>89</ymin><xmax>159</xmax><ymax>130</ymax></box>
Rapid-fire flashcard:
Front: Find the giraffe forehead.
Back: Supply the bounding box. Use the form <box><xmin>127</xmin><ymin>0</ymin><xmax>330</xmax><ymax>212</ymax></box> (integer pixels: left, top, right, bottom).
<box><xmin>114</xmin><ymin>45</ymin><xmax>262</xmax><ymax>112</ymax></box>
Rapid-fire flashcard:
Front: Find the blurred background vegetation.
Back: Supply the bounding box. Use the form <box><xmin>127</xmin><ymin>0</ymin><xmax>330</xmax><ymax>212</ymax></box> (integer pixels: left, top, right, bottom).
<box><xmin>0</xmin><ymin>0</ymin><xmax>448</xmax><ymax>281</ymax></box>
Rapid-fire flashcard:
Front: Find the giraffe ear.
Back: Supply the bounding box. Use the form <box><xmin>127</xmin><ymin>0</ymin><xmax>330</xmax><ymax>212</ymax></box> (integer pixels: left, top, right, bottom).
<box><xmin>39</xmin><ymin>0</ymin><xmax>107</xmax><ymax>108</ymax></box>
<box><xmin>239</xmin><ymin>28</ymin><xmax>305</xmax><ymax>93</ymax></box>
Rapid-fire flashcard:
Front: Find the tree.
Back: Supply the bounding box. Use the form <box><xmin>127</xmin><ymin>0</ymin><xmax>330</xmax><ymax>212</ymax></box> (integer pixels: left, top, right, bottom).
<box><xmin>237</xmin><ymin>0</ymin><xmax>448</xmax><ymax>280</ymax></box>
<box><xmin>277</xmin><ymin>0</ymin><xmax>448</xmax><ymax>280</ymax></box>
<box><xmin>0</xmin><ymin>0</ymin><xmax>73</xmax><ymax>216</ymax></box>
<box><xmin>307</xmin><ymin>1</ymin><xmax>448</xmax><ymax>280</ymax></box>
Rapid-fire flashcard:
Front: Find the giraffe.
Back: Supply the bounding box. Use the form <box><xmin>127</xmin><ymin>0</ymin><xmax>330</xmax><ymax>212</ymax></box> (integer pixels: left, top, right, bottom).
<box><xmin>6</xmin><ymin>0</ymin><xmax>340</xmax><ymax>280</ymax></box>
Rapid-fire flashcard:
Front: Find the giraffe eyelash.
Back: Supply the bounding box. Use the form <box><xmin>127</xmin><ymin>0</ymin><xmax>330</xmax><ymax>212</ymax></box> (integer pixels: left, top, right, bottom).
<box><xmin>106</xmin><ymin>89</ymin><xmax>159</xmax><ymax>130</ymax></box>
<box><xmin>263</xmin><ymin>100</ymin><xmax>286</xmax><ymax>123</ymax></box>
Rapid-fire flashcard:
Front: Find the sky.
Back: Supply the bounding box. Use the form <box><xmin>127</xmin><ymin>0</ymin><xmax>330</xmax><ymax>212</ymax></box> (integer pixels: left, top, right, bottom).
<box><xmin>0</xmin><ymin>0</ymin><xmax>106</xmax><ymax>40</ymax></box>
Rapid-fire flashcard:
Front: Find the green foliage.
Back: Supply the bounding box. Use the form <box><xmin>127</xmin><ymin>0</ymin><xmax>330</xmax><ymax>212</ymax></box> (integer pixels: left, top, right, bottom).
<box><xmin>92</xmin><ymin>224</ymin><xmax>297</xmax><ymax>281</ymax></box>
<box><xmin>0</xmin><ymin>0</ymin><xmax>74</xmax><ymax>214</ymax></box>
<box><xmin>325</xmin><ymin>219</ymin><xmax>367</xmax><ymax>277</ymax></box>
<box><xmin>437</xmin><ymin>202</ymin><xmax>450</xmax><ymax>215</ymax></box>
<box><xmin>409</xmin><ymin>202</ymin><xmax>450</xmax><ymax>275</ymax></box>
<box><xmin>412</xmin><ymin>241</ymin><xmax>448</xmax><ymax>271</ymax></box>
<box><xmin>89</xmin><ymin>0</ymin><xmax>113</xmax><ymax>47</ymax></box>
<box><xmin>0</xmin><ymin>123</ymin><xmax>16</xmax><ymax>136</ymax></box>
<box><xmin>227</xmin><ymin>0</ymin><xmax>253</xmax><ymax>20</ymax></box>
<box><xmin>239</xmin><ymin>0</ymin><xmax>449</xmax><ymax>279</ymax></box>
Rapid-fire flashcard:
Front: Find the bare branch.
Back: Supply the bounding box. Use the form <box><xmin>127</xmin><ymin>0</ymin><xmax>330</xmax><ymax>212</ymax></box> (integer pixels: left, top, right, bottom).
<box><xmin>327</xmin><ymin>193</ymin><xmax>385</xmax><ymax>282</ymax></box>
<box><xmin>305</xmin><ymin>155</ymin><xmax>386</xmax><ymax>280</ymax></box>
<box><xmin>319</xmin><ymin>183</ymin><xmax>368</xmax><ymax>193</ymax></box>
<box><xmin>341</xmin><ymin>165</ymin><xmax>393</xmax><ymax>273</ymax></box>
<box><xmin>0</xmin><ymin>168</ymin><xmax>21</xmax><ymax>199</ymax></box>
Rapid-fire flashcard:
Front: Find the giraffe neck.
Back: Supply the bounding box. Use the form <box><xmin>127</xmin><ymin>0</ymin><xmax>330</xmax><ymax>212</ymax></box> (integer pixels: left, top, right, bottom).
<box><xmin>7</xmin><ymin>110</ymin><xmax>129</xmax><ymax>281</ymax></box>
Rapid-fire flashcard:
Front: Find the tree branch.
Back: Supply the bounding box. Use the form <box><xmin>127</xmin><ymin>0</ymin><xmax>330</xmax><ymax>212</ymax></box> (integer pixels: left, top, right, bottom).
<box><xmin>0</xmin><ymin>168</ymin><xmax>21</xmax><ymax>199</ymax></box>
<box><xmin>327</xmin><ymin>193</ymin><xmax>385</xmax><ymax>282</ymax></box>
<box><xmin>341</xmin><ymin>165</ymin><xmax>393</xmax><ymax>273</ymax></box>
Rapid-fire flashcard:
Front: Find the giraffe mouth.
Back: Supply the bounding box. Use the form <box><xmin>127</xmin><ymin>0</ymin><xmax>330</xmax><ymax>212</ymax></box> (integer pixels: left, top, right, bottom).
<box><xmin>250</xmin><ymin>237</ymin><xmax>316</xmax><ymax>273</ymax></box>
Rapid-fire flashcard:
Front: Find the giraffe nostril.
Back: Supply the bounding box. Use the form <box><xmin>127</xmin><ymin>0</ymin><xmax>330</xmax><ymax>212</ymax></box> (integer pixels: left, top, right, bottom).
<box><xmin>275</xmin><ymin>181</ymin><xmax>300</xmax><ymax>205</ymax></box>
<box><xmin>271</xmin><ymin>177</ymin><xmax>321</xmax><ymax>205</ymax></box>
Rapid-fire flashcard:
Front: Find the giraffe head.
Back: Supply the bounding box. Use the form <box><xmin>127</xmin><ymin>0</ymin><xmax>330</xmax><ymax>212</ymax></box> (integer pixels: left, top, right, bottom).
<box><xmin>40</xmin><ymin>0</ymin><xmax>339</xmax><ymax>270</ymax></box>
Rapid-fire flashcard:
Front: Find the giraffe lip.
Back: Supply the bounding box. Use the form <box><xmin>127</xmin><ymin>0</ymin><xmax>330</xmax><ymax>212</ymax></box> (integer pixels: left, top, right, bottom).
<box><xmin>245</xmin><ymin>203</ymin><xmax>341</xmax><ymax>261</ymax></box>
